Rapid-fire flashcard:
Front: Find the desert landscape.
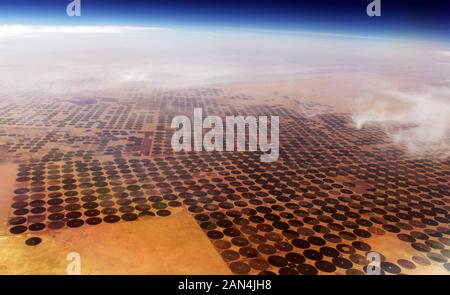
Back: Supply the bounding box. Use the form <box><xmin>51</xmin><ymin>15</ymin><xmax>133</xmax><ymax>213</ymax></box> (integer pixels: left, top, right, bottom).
<box><xmin>0</xmin><ymin>72</ymin><xmax>448</xmax><ymax>274</ymax></box>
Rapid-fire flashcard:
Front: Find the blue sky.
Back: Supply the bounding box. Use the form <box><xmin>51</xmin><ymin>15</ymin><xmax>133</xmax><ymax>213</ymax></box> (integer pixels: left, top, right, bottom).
<box><xmin>0</xmin><ymin>0</ymin><xmax>449</xmax><ymax>41</ymax></box>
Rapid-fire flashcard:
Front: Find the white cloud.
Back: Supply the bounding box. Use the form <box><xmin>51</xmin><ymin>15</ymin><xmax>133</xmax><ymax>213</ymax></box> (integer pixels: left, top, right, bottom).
<box><xmin>352</xmin><ymin>88</ymin><xmax>450</xmax><ymax>157</ymax></box>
